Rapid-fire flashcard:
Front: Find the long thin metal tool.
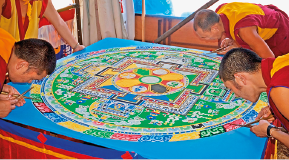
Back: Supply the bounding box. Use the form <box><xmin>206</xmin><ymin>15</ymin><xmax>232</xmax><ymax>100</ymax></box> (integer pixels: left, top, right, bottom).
<box><xmin>209</xmin><ymin>46</ymin><xmax>227</xmax><ymax>54</ymax></box>
<box><xmin>230</xmin><ymin>114</ymin><xmax>288</xmax><ymax>132</ymax></box>
<box><xmin>231</xmin><ymin>114</ymin><xmax>274</xmax><ymax>128</ymax></box>
<box><xmin>230</xmin><ymin>123</ymin><xmax>287</xmax><ymax>133</ymax></box>
<box><xmin>0</xmin><ymin>91</ymin><xmax>35</xmax><ymax>99</ymax></box>
<box><xmin>230</xmin><ymin>123</ymin><xmax>253</xmax><ymax>128</ymax></box>
<box><xmin>244</xmin><ymin>114</ymin><xmax>274</xmax><ymax>126</ymax></box>
<box><xmin>16</xmin><ymin>86</ymin><xmax>34</xmax><ymax>100</ymax></box>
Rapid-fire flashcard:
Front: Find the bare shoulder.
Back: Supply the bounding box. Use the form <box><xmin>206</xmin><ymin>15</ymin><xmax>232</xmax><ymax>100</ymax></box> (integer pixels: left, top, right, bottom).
<box><xmin>271</xmin><ymin>87</ymin><xmax>289</xmax><ymax>98</ymax></box>
<box><xmin>270</xmin><ymin>87</ymin><xmax>289</xmax><ymax>119</ymax></box>
<box><xmin>238</xmin><ymin>26</ymin><xmax>258</xmax><ymax>37</ymax></box>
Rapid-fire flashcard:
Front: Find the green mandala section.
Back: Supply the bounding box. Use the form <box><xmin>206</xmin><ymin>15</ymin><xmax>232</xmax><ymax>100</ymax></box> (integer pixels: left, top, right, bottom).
<box><xmin>31</xmin><ymin>47</ymin><xmax>266</xmax><ymax>142</ymax></box>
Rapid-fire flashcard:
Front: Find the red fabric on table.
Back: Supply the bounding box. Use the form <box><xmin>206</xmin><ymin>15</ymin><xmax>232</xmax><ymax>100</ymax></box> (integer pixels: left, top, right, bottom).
<box><xmin>0</xmin><ymin>128</ymin><xmax>100</xmax><ymax>159</ymax></box>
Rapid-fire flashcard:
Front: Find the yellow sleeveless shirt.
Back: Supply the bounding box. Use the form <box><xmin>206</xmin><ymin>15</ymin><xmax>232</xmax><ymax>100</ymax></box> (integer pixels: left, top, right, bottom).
<box><xmin>216</xmin><ymin>2</ymin><xmax>277</xmax><ymax>41</ymax></box>
<box><xmin>271</xmin><ymin>53</ymin><xmax>289</xmax><ymax>77</ymax></box>
<box><xmin>0</xmin><ymin>0</ymin><xmax>44</xmax><ymax>41</ymax></box>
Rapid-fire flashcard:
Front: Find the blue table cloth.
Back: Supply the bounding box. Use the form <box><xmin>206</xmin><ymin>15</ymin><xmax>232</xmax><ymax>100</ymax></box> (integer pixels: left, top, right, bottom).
<box><xmin>4</xmin><ymin>38</ymin><xmax>267</xmax><ymax>159</ymax></box>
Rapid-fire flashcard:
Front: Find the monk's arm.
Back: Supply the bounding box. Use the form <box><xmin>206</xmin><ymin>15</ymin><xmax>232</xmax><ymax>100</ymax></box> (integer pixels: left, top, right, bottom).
<box><xmin>270</xmin><ymin>87</ymin><xmax>289</xmax><ymax>147</ymax></box>
<box><xmin>43</xmin><ymin>0</ymin><xmax>85</xmax><ymax>52</ymax></box>
<box><xmin>270</xmin><ymin>129</ymin><xmax>289</xmax><ymax>148</ymax></box>
<box><xmin>238</xmin><ymin>26</ymin><xmax>275</xmax><ymax>58</ymax></box>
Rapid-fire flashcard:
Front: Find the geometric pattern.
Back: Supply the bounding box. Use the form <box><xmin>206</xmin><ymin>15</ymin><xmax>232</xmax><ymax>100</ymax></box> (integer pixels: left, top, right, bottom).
<box><xmin>31</xmin><ymin>46</ymin><xmax>267</xmax><ymax>142</ymax></box>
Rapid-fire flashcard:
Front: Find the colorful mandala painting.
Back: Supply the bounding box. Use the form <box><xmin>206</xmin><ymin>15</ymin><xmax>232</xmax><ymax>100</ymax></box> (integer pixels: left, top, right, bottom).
<box><xmin>30</xmin><ymin>47</ymin><xmax>267</xmax><ymax>142</ymax></box>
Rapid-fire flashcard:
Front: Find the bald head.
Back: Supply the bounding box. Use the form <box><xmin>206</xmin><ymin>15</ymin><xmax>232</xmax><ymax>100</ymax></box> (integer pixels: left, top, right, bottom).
<box><xmin>193</xmin><ymin>9</ymin><xmax>220</xmax><ymax>32</ymax></box>
<box><xmin>219</xmin><ymin>48</ymin><xmax>262</xmax><ymax>82</ymax></box>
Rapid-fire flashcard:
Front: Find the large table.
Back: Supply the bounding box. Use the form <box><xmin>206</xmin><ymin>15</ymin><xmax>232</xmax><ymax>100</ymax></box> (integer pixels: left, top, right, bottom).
<box><xmin>4</xmin><ymin>38</ymin><xmax>267</xmax><ymax>159</ymax></box>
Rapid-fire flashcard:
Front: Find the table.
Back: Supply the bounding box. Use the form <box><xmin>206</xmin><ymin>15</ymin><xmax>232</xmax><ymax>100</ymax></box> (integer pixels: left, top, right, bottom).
<box><xmin>4</xmin><ymin>38</ymin><xmax>267</xmax><ymax>159</ymax></box>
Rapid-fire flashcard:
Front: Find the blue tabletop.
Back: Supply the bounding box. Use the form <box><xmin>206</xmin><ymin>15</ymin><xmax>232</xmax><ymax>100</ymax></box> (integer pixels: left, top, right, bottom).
<box><xmin>4</xmin><ymin>38</ymin><xmax>267</xmax><ymax>159</ymax></box>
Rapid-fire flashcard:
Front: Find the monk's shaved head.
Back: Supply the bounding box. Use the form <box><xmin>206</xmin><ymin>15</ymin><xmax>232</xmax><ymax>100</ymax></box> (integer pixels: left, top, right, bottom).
<box><xmin>193</xmin><ymin>9</ymin><xmax>220</xmax><ymax>31</ymax></box>
<box><xmin>14</xmin><ymin>39</ymin><xmax>56</xmax><ymax>75</ymax></box>
<box><xmin>219</xmin><ymin>48</ymin><xmax>262</xmax><ymax>82</ymax></box>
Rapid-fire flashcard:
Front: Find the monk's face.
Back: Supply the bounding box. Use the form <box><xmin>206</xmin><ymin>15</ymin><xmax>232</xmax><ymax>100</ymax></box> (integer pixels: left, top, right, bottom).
<box><xmin>8</xmin><ymin>68</ymin><xmax>47</xmax><ymax>83</ymax></box>
<box><xmin>222</xmin><ymin>79</ymin><xmax>260</xmax><ymax>103</ymax></box>
<box><xmin>195</xmin><ymin>25</ymin><xmax>222</xmax><ymax>41</ymax></box>
<box><xmin>7</xmin><ymin>51</ymin><xmax>47</xmax><ymax>83</ymax></box>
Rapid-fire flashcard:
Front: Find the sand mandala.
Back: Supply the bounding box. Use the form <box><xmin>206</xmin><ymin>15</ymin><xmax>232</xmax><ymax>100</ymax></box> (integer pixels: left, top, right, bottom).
<box><xmin>30</xmin><ymin>47</ymin><xmax>267</xmax><ymax>142</ymax></box>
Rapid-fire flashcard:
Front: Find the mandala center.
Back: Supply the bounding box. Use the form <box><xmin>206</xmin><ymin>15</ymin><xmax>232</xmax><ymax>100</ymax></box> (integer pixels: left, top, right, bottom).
<box><xmin>139</xmin><ymin>76</ymin><xmax>162</xmax><ymax>84</ymax></box>
<box><xmin>113</xmin><ymin>68</ymin><xmax>188</xmax><ymax>96</ymax></box>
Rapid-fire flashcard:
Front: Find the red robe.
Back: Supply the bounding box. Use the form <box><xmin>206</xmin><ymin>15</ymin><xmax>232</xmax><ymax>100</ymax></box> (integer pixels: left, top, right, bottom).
<box><xmin>216</xmin><ymin>3</ymin><xmax>289</xmax><ymax>57</ymax></box>
<box><xmin>261</xmin><ymin>57</ymin><xmax>289</xmax><ymax>159</ymax></box>
<box><xmin>0</xmin><ymin>56</ymin><xmax>7</xmax><ymax>91</ymax></box>
<box><xmin>261</xmin><ymin>58</ymin><xmax>289</xmax><ymax>130</ymax></box>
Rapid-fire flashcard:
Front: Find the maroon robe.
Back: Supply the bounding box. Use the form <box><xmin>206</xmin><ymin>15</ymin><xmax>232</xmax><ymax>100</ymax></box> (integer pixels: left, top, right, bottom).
<box><xmin>217</xmin><ymin>3</ymin><xmax>289</xmax><ymax>57</ymax></box>
<box><xmin>0</xmin><ymin>56</ymin><xmax>7</xmax><ymax>91</ymax></box>
<box><xmin>261</xmin><ymin>57</ymin><xmax>289</xmax><ymax>159</ymax></box>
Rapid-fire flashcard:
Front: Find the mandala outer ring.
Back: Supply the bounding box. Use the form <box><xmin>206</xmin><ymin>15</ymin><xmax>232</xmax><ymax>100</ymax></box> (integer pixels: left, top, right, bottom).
<box><xmin>31</xmin><ymin>47</ymin><xmax>263</xmax><ymax>142</ymax></box>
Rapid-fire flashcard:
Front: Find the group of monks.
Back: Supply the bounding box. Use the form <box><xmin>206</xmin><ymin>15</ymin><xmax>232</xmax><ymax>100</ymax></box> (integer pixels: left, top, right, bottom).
<box><xmin>0</xmin><ymin>1</ymin><xmax>288</xmax><ymax>158</ymax></box>
<box><xmin>194</xmin><ymin>2</ymin><xmax>289</xmax><ymax>158</ymax></box>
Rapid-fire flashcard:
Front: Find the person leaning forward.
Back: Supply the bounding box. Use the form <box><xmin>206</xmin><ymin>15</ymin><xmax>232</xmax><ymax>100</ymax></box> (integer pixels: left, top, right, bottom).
<box><xmin>0</xmin><ymin>28</ymin><xmax>56</xmax><ymax>118</ymax></box>
<box><xmin>193</xmin><ymin>2</ymin><xmax>289</xmax><ymax>58</ymax></box>
<box><xmin>219</xmin><ymin>48</ymin><xmax>289</xmax><ymax>158</ymax></box>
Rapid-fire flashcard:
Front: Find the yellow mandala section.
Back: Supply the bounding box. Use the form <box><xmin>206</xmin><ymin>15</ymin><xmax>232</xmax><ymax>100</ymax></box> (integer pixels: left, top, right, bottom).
<box><xmin>58</xmin><ymin>121</ymin><xmax>90</xmax><ymax>132</ymax></box>
<box><xmin>253</xmin><ymin>100</ymin><xmax>268</xmax><ymax>113</ymax></box>
<box><xmin>169</xmin><ymin>132</ymin><xmax>200</xmax><ymax>141</ymax></box>
<box><xmin>31</xmin><ymin>84</ymin><xmax>41</xmax><ymax>94</ymax></box>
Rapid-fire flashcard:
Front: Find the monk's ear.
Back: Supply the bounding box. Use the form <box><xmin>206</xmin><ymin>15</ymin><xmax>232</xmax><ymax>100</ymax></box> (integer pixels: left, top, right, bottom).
<box><xmin>211</xmin><ymin>23</ymin><xmax>219</xmax><ymax>32</ymax></box>
<box><xmin>16</xmin><ymin>60</ymin><xmax>29</xmax><ymax>70</ymax></box>
<box><xmin>234</xmin><ymin>72</ymin><xmax>246</xmax><ymax>86</ymax></box>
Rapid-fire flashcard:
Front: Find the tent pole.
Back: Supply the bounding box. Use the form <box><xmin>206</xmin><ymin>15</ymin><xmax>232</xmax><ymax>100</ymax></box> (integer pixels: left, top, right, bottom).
<box><xmin>75</xmin><ymin>0</ymin><xmax>83</xmax><ymax>45</ymax></box>
<box><xmin>154</xmin><ymin>0</ymin><xmax>219</xmax><ymax>43</ymax></box>
<box><xmin>142</xmin><ymin>0</ymin><xmax>146</xmax><ymax>42</ymax></box>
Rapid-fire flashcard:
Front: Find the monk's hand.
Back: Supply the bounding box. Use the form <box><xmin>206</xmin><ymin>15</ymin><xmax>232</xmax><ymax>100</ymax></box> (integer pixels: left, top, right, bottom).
<box><xmin>218</xmin><ymin>38</ymin><xmax>238</xmax><ymax>55</ymax></box>
<box><xmin>0</xmin><ymin>99</ymin><xmax>18</xmax><ymax>118</ymax></box>
<box><xmin>250</xmin><ymin>120</ymin><xmax>270</xmax><ymax>137</ymax></box>
<box><xmin>73</xmin><ymin>44</ymin><xmax>85</xmax><ymax>53</ymax></box>
<box><xmin>12</xmin><ymin>97</ymin><xmax>25</xmax><ymax>107</ymax></box>
<box><xmin>0</xmin><ymin>84</ymin><xmax>15</xmax><ymax>100</ymax></box>
<box><xmin>0</xmin><ymin>84</ymin><xmax>25</xmax><ymax>107</ymax></box>
<box><xmin>255</xmin><ymin>105</ymin><xmax>275</xmax><ymax>123</ymax></box>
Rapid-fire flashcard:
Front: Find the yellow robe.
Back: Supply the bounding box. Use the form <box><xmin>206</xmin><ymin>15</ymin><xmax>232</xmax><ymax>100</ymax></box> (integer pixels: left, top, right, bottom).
<box><xmin>0</xmin><ymin>28</ymin><xmax>16</xmax><ymax>63</ymax></box>
<box><xmin>216</xmin><ymin>2</ymin><xmax>277</xmax><ymax>41</ymax></box>
<box><xmin>0</xmin><ymin>0</ymin><xmax>45</xmax><ymax>41</ymax></box>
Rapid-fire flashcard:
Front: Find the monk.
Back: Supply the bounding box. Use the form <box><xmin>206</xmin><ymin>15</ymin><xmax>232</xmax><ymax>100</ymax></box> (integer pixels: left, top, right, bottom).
<box><xmin>193</xmin><ymin>2</ymin><xmax>289</xmax><ymax>58</ymax></box>
<box><xmin>0</xmin><ymin>0</ymin><xmax>85</xmax><ymax>52</ymax></box>
<box><xmin>219</xmin><ymin>48</ymin><xmax>289</xmax><ymax>157</ymax></box>
<box><xmin>0</xmin><ymin>28</ymin><xmax>56</xmax><ymax>118</ymax></box>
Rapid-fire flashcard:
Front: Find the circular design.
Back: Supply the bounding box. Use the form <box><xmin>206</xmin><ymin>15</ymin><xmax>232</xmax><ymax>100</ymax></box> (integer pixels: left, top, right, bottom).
<box><xmin>113</xmin><ymin>68</ymin><xmax>188</xmax><ymax>96</ymax></box>
<box><xmin>119</xmin><ymin>73</ymin><xmax>137</xmax><ymax>79</ymax></box>
<box><xmin>31</xmin><ymin>47</ymin><xmax>263</xmax><ymax>142</ymax></box>
<box><xmin>152</xmin><ymin>69</ymin><xmax>168</xmax><ymax>75</ymax></box>
<box><xmin>139</xmin><ymin>76</ymin><xmax>161</xmax><ymax>84</ymax></box>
